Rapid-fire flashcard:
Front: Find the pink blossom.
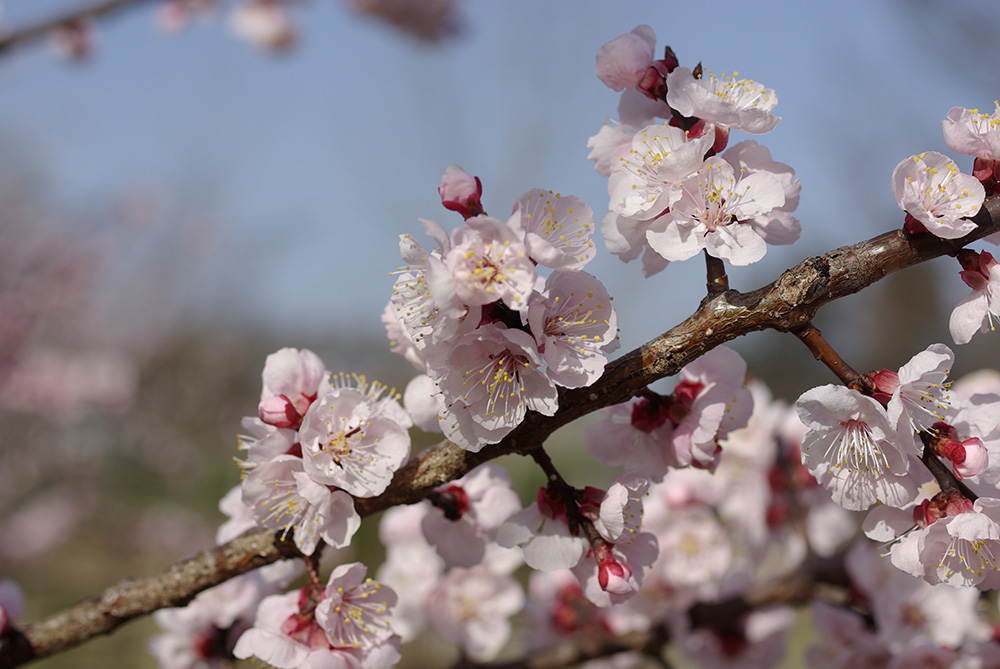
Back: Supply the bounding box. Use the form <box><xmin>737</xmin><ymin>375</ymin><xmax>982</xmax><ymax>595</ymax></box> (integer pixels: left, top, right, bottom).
<box><xmin>496</xmin><ymin>486</ymin><xmax>589</xmax><ymax>571</ymax></box>
<box><xmin>721</xmin><ymin>140</ymin><xmax>801</xmax><ymax>246</ymax></box>
<box><xmin>314</xmin><ymin>563</ymin><xmax>398</xmax><ymax>652</ymax></box>
<box><xmin>665</xmin><ymin>67</ymin><xmax>781</xmax><ymax>134</ymax></box>
<box><xmin>425</xmin><ymin>566</ymin><xmax>524</xmax><ymax>661</ymax></box>
<box><xmin>526</xmin><ymin>270</ymin><xmax>618</xmax><ymax>389</ymax></box>
<box><xmin>883</xmin><ymin>343</ymin><xmax>954</xmax><ymax>432</ymax></box>
<box><xmin>401</xmin><ymin>373</ymin><xmax>441</xmax><ymax>433</ymax></box>
<box><xmin>594</xmin><ymin>25</ymin><xmax>657</xmax><ymax>92</ymax></box>
<box><xmin>950</xmin><ymin>249</ymin><xmax>1000</xmax><ymax>345</ymax></box>
<box><xmin>297</xmin><ymin>378</ymin><xmax>410</xmax><ymax>497</ymax></box>
<box><xmin>892</xmin><ymin>151</ymin><xmax>984</xmax><ymax>239</ymax></box>
<box><xmin>507</xmin><ymin>189</ymin><xmax>597</xmax><ymax>270</ymax></box>
<box><xmin>443</xmin><ymin>215</ymin><xmax>536</xmax><ymax>312</ymax></box>
<box><xmin>242</xmin><ymin>455</ymin><xmax>360</xmax><ymax>555</ymax></box>
<box><xmin>420</xmin><ymin>464</ymin><xmax>521</xmax><ymax>567</ymax></box>
<box><xmin>572</xmin><ymin>531</ymin><xmax>658</xmax><ymax>606</ymax></box>
<box><xmin>942</xmin><ymin>103</ymin><xmax>1000</xmax><ymax>160</ymax></box>
<box><xmin>587</xmin><ymin>121</ymin><xmax>634</xmax><ymax>178</ymax></box>
<box><xmin>646</xmin><ymin>157</ymin><xmax>786</xmax><ymax>266</ymax></box>
<box><xmin>229</xmin><ymin>0</ymin><xmax>296</xmax><ymax>53</ymax></box>
<box><xmin>795</xmin><ymin>385</ymin><xmax>920</xmax><ymax>511</ymax></box>
<box><xmin>438</xmin><ymin>164</ymin><xmax>483</xmax><ymax>219</ymax></box>
<box><xmin>433</xmin><ymin>325</ymin><xmax>557</xmax><ymax>452</ymax></box>
<box><xmin>607</xmin><ymin>123</ymin><xmax>714</xmax><ymax>222</ymax></box>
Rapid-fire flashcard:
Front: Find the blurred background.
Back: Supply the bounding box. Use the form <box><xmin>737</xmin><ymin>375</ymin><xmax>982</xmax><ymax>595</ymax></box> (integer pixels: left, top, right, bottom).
<box><xmin>1</xmin><ymin>0</ymin><xmax>999</xmax><ymax>665</ymax></box>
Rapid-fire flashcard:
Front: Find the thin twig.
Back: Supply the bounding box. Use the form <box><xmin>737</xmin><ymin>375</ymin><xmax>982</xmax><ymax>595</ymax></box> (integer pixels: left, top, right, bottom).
<box><xmin>704</xmin><ymin>250</ymin><xmax>729</xmax><ymax>297</ymax></box>
<box><xmin>790</xmin><ymin>322</ymin><xmax>871</xmax><ymax>391</ymax></box>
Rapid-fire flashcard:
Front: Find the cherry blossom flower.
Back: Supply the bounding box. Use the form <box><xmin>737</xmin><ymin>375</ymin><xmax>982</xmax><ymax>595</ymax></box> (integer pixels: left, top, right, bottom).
<box><xmin>241</xmin><ymin>455</ymin><xmax>360</xmax><ymax>555</ymax></box>
<box><xmin>676</xmin><ymin>606</ymin><xmax>795</xmax><ymax>669</ymax></box>
<box><xmin>314</xmin><ymin>563</ymin><xmax>398</xmax><ymax>653</ymax></box>
<box><xmin>891</xmin><ymin>151</ymin><xmax>984</xmax><ymax>239</ymax></box>
<box><xmin>868</xmin><ymin>493</ymin><xmax>1000</xmax><ymax>589</ymax></box>
<box><xmin>587</xmin><ymin>121</ymin><xmax>635</xmax><ymax>178</ymax></box>
<box><xmin>420</xmin><ymin>464</ymin><xmax>521</xmax><ymax>567</ymax></box>
<box><xmin>297</xmin><ymin>376</ymin><xmax>410</xmax><ymax>497</ymax></box>
<box><xmin>942</xmin><ymin>103</ymin><xmax>1000</xmax><ymax>160</ymax></box>
<box><xmin>233</xmin><ymin>586</ymin><xmax>400</xmax><ymax>669</ymax></box>
<box><xmin>433</xmin><ymin>325</ymin><xmax>557</xmax><ymax>452</ymax></box>
<box><xmin>645</xmin><ymin>157</ymin><xmax>785</xmax><ymax>266</ymax></box>
<box><xmin>721</xmin><ymin>140</ymin><xmax>801</xmax><ymax>246</ymax></box>
<box><xmin>607</xmin><ymin>123</ymin><xmax>714</xmax><ymax>222</ymax></box>
<box><xmin>665</xmin><ymin>67</ymin><xmax>781</xmax><ymax>135</ymax></box>
<box><xmin>950</xmin><ymin>249</ymin><xmax>1000</xmax><ymax>345</ymax></box>
<box><xmin>425</xmin><ymin>565</ymin><xmax>524</xmax><ymax>662</ymax></box>
<box><xmin>496</xmin><ymin>485</ymin><xmax>590</xmax><ymax>571</ymax></box>
<box><xmin>229</xmin><ymin>0</ymin><xmax>296</xmax><ymax>53</ymax></box>
<box><xmin>507</xmin><ymin>189</ymin><xmax>597</xmax><ymax>270</ymax></box>
<box><xmin>795</xmin><ymin>385</ymin><xmax>920</xmax><ymax>511</ymax></box>
<box><xmin>442</xmin><ymin>215</ymin><xmax>536</xmax><ymax>311</ymax></box>
<box><xmin>526</xmin><ymin>270</ymin><xmax>618</xmax><ymax>389</ymax></box>
<box><xmin>872</xmin><ymin>343</ymin><xmax>955</xmax><ymax>433</ymax></box>
<box><xmin>594</xmin><ymin>25</ymin><xmax>656</xmax><ymax>92</ymax></box>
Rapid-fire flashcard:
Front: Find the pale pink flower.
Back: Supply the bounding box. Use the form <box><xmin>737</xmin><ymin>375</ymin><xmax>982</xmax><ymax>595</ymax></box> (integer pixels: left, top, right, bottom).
<box><xmin>646</xmin><ymin>157</ymin><xmax>786</xmax><ymax>266</ymax></box>
<box><xmin>236</xmin><ymin>416</ymin><xmax>297</xmax><ymax>467</ymax></box>
<box><xmin>721</xmin><ymin>140</ymin><xmax>801</xmax><ymax>245</ymax></box>
<box><xmin>677</xmin><ymin>606</ymin><xmax>795</xmax><ymax>669</ymax></box>
<box><xmin>434</xmin><ymin>325</ymin><xmax>557</xmax><ymax>452</ymax></box>
<box><xmin>585</xmin><ymin>395</ymin><xmax>675</xmax><ymax>478</ymax></box>
<box><xmin>607</xmin><ymin>123</ymin><xmax>714</xmax><ymax>222</ymax></box>
<box><xmin>594</xmin><ymin>25</ymin><xmax>657</xmax><ymax>92</ymax></box>
<box><xmin>807</xmin><ymin>600</ymin><xmax>890</xmax><ymax>668</ymax></box>
<box><xmin>526</xmin><ymin>270</ymin><xmax>618</xmax><ymax>389</ymax></box>
<box><xmin>229</xmin><ymin>0</ymin><xmax>296</xmax><ymax>53</ymax></box>
<box><xmin>496</xmin><ymin>487</ymin><xmax>589</xmax><ymax>571</ymax></box>
<box><xmin>600</xmin><ymin>211</ymin><xmax>671</xmax><ymax>277</ymax></box>
<box><xmin>507</xmin><ymin>189</ymin><xmax>597</xmax><ymax>270</ymax></box>
<box><xmin>241</xmin><ymin>455</ymin><xmax>360</xmax><ymax>555</ymax></box>
<box><xmin>443</xmin><ymin>215</ymin><xmax>536</xmax><ymax>311</ymax></box>
<box><xmin>572</xmin><ymin>531</ymin><xmax>658</xmax><ymax>607</ymax></box>
<box><xmin>314</xmin><ymin>563</ymin><xmax>397</xmax><ymax>652</ymax></box>
<box><xmin>233</xmin><ymin>588</ymin><xmax>400</xmax><ymax>669</ymax></box>
<box><xmin>216</xmin><ymin>485</ymin><xmax>304</xmax><ymax>586</ymax></box>
<box><xmin>878</xmin><ymin>343</ymin><xmax>954</xmax><ymax>433</ymax></box>
<box><xmin>950</xmin><ymin>250</ymin><xmax>1000</xmax><ymax>345</ymax></box>
<box><xmin>297</xmin><ymin>378</ymin><xmax>410</xmax><ymax>497</ymax></box>
<box><xmin>376</xmin><ymin>505</ymin><xmax>444</xmax><ymax>642</ymax></box>
<box><xmin>942</xmin><ymin>103</ymin><xmax>1000</xmax><ymax>160</ymax></box>
<box><xmin>587</xmin><ymin>121</ymin><xmax>634</xmax><ymax>178</ymax></box>
<box><xmin>669</xmin><ymin>346</ymin><xmax>754</xmax><ymax>470</ymax></box>
<box><xmin>425</xmin><ymin>565</ymin><xmax>524</xmax><ymax>662</ymax></box>
<box><xmin>795</xmin><ymin>385</ymin><xmax>920</xmax><ymax>511</ymax></box>
<box><xmin>892</xmin><ymin>151</ymin><xmax>984</xmax><ymax>239</ymax></box>
<box><xmin>420</xmin><ymin>464</ymin><xmax>521</xmax><ymax>567</ymax></box>
<box><xmin>401</xmin><ymin>373</ymin><xmax>441</xmax><ymax>433</ymax></box>
<box><xmin>666</xmin><ymin>67</ymin><xmax>780</xmax><ymax>134</ymax></box>
<box><xmin>644</xmin><ymin>499</ymin><xmax>731</xmax><ymax>593</ymax></box>
<box><xmin>438</xmin><ymin>164</ymin><xmax>483</xmax><ymax>219</ymax></box>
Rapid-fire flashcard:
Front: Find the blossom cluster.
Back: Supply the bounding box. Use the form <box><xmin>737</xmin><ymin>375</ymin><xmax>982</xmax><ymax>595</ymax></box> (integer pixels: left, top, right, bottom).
<box><xmin>130</xmin><ymin>24</ymin><xmax>1000</xmax><ymax>669</ymax></box>
<box><xmin>383</xmin><ymin>167</ymin><xmax>619</xmax><ymax>452</ymax></box>
<box><xmin>240</xmin><ymin>348</ymin><xmax>412</xmax><ymax>555</ymax></box>
<box><xmin>588</xmin><ymin>25</ymin><xmax>801</xmax><ymax>275</ymax></box>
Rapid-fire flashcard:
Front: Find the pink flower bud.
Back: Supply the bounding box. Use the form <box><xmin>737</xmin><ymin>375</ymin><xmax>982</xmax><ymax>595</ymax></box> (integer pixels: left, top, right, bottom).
<box><xmin>258</xmin><ymin>394</ymin><xmax>301</xmax><ymax>429</ymax></box>
<box><xmin>597</xmin><ymin>553</ymin><xmax>634</xmax><ymax>595</ymax></box>
<box><xmin>438</xmin><ymin>164</ymin><xmax>483</xmax><ymax>219</ymax></box>
<box><xmin>868</xmin><ymin>368</ymin><xmax>899</xmax><ymax>405</ymax></box>
<box><xmin>954</xmin><ymin>437</ymin><xmax>989</xmax><ymax>479</ymax></box>
<box><xmin>595</xmin><ymin>26</ymin><xmax>656</xmax><ymax>92</ymax></box>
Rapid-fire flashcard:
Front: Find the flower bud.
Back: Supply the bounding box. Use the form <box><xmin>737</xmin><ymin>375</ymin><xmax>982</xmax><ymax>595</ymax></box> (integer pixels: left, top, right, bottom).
<box><xmin>597</xmin><ymin>552</ymin><xmax>634</xmax><ymax>595</ymax></box>
<box><xmin>438</xmin><ymin>164</ymin><xmax>483</xmax><ymax>219</ymax></box>
<box><xmin>258</xmin><ymin>394</ymin><xmax>301</xmax><ymax>429</ymax></box>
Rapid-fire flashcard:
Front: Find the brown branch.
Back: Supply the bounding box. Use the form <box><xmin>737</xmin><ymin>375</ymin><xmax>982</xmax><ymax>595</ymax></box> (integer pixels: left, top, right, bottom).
<box><xmin>3</xmin><ymin>196</ymin><xmax>999</xmax><ymax>667</ymax></box>
<box><xmin>0</xmin><ymin>0</ymin><xmax>156</xmax><ymax>56</ymax></box>
<box><xmin>790</xmin><ymin>322</ymin><xmax>871</xmax><ymax>391</ymax></box>
<box><xmin>704</xmin><ymin>250</ymin><xmax>729</xmax><ymax>297</ymax></box>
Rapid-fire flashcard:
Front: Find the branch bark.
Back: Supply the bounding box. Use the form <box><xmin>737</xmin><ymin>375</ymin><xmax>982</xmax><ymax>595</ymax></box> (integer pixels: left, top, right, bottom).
<box><xmin>3</xmin><ymin>195</ymin><xmax>998</xmax><ymax>667</ymax></box>
<box><xmin>0</xmin><ymin>0</ymin><xmax>155</xmax><ymax>56</ymax></box>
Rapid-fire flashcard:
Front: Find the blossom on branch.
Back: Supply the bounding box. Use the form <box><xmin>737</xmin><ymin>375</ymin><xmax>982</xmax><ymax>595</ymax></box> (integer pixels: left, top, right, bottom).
<box><xmin>891</xmin><ymin>151</ymin><xmax>984</xmax><ymax>239</ymax></box>
<box><xmin>665</xmin><ymin>67</ymin><xmax>781</xmax><ymax>135</ymax></box>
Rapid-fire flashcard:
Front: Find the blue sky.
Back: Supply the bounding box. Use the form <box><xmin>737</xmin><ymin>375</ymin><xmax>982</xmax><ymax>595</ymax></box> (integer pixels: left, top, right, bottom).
<box><xmin>2</xmin><ymin>0</ymin><xmax>997</xmax><ymax>362</ymax></box>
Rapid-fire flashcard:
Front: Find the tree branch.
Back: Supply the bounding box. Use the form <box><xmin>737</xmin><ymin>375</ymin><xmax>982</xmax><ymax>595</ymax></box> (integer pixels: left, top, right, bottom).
<box><xmin>0</xmin><ymin>0</ymin><xmax>156</xmax><ymax>56</ymax></box>
<box><xmin>3</xmin><ymin>196</ymin><xmax>998</xmax><ymax>667</ymax></box>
